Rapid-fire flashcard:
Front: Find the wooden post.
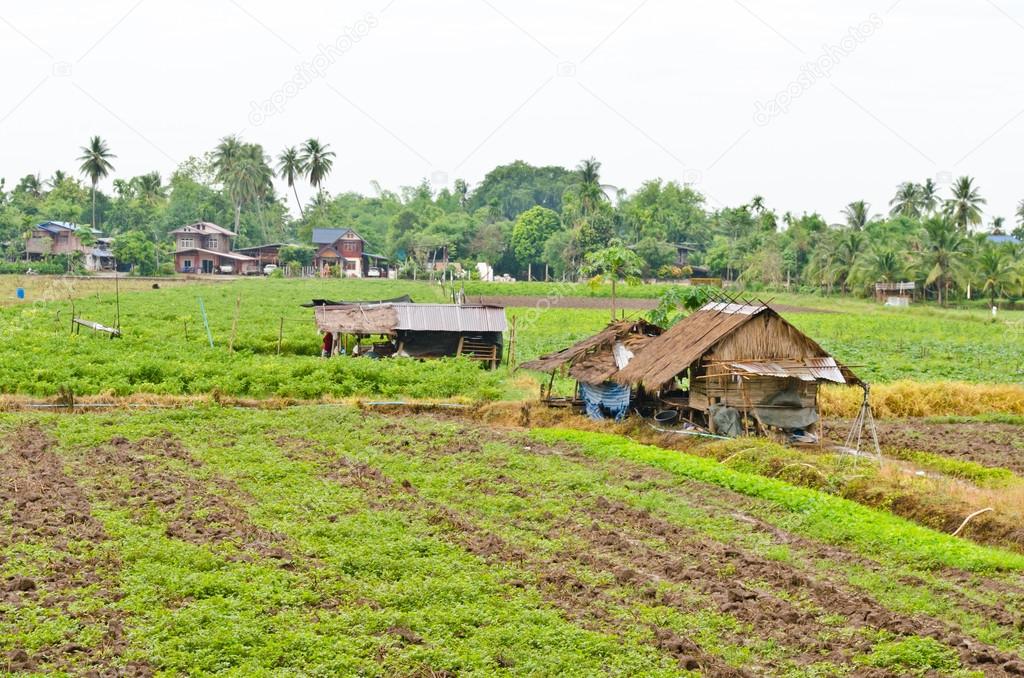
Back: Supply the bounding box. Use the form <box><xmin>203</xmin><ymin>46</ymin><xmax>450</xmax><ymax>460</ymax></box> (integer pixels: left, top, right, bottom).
<box><xmin>277</xmin><ymin>317</ymin><xmax>284</xmax><ymax>355</ymax></box>
<box><xmin>198</xmin><ymin>297</ymin><xmax>214</xmax><ymax>348</ymax></box>
<box><xmin>228</xmin><ymin>296</ymin><xmax>241</xmax><ymax>352</ymax></box>
<box><xmin>528</xmin><ymin>263</ymin><xmax>532</xmax><ymax>282</ymax></box>
<box><xmin>456</xmin><ymin>336</ymin><xmax>465</xmax><ymax>356</ymax></box>
<box><xmin>184</xmin><ymin>320</ymin><xmax>189</xmax><ymax>341</ymax></box>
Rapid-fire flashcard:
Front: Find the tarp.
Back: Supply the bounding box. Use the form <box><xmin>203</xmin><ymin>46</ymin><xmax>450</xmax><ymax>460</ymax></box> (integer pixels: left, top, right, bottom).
<box><xmin>709</xmin><ymin>403</ymin><xmax>743</xmax><ymax>437</ymax></box>
<box><xmin>580</xmin><ymin>381</ymin><xmax>631</xmax><ymax>421</ymax></box>
<box><xmin>755</xmin><ymin>386</ymin><xmax>819</xmax><ymax>429</ymax></box>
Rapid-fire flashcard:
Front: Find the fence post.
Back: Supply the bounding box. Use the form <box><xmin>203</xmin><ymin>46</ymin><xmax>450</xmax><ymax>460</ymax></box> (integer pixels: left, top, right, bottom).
<box><xmin>277</xmin><ymin>317</ymin><xmax>284</xmax><ymax>355</ymax></box>
<box><xmin>198</xmin><ymin>297</ymin><xmax>214</xmax><ymax>348</ymax></box>
<box><xmin>228</xmin><ymin>296</ymin><xmax>241</xmax><ymax>352</ymax></box>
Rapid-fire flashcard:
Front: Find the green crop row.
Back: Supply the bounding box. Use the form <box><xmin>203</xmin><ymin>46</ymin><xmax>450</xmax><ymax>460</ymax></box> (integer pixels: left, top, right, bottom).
<box><xmin>531</xmin><ymin>428</ymin><xmax>1024</xmax><ymax>573</ymax></box>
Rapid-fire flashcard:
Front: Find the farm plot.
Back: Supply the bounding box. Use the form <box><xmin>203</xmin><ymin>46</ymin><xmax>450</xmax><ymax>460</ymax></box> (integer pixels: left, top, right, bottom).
<box><xmin>3</xmin><ymin>406</ymin><xmax>1024</xmax><ymax>676</ymax></box>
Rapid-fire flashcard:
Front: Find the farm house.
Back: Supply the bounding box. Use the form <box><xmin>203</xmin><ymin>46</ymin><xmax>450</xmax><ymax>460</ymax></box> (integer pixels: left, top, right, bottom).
<box><xmin>313</xmin><ymin>302</ymin><xmax>506</xmax><ymax>367</ymax></box>
<box><xmin>614</xmin><ymin>300</ymin><xmax>864</xmax><ymax>439</ymax></box>
<box><xmin>519</xmin><ymin>319</ymin><xmax>663</xmax><ymax>420</ymax></box>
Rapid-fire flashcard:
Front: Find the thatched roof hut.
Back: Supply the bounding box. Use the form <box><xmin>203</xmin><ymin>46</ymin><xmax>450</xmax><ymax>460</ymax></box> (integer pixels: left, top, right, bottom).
<box><xmin>520</xmin><ymin>319</ymin><xmax>662</xmax><ymax>384</ymax></box>
<box><xmin>613</xmin><ymin>301</ymin><xmax>862</xmax><ymax>435</ymax></box>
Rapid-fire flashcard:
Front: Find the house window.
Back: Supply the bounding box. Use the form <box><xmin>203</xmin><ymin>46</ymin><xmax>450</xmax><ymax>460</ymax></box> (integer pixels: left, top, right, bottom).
<box><xmin>179</xmin><ymin>237</ymin><xmax>194</xmax><ymax>249</ymax></box>
<box><xmin>183</xmin><ymin>259</ymin><xmax>193</xmax><ymax>270</ymax></box>
<box><xmin>207</xmin><ymin>237</ymin><xmax>219</xmax><ymax>249</ymax></box>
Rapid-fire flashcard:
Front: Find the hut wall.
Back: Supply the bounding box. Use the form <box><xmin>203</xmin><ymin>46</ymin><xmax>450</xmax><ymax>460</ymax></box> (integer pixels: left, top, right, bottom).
<box><xmin>691</xmin><ymin>375</ymin><xmax>817</xmax><ymax>411</ymax></box>
<box><xmin>397</xmin><ymin>330</ymin><xmax>503</xmax><ymax>360</ymax></box>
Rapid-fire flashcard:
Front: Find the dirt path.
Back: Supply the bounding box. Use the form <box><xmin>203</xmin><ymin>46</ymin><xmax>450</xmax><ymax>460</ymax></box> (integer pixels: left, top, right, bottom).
<box><xmin>0</xmin><ymin>426</ymin><xmax>151</xmax><ymax>676</ymax></box>
<box><xmin>470</xmin><ymin>294</ymin><xmax>833</xmax><ymax>314</ymax></box>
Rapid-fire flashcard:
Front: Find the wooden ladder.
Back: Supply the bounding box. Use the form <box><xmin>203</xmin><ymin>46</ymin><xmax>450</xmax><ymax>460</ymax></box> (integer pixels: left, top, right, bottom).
<box><xmin>457</xmin><ymin>337</ymin><xmax>499</xmax><ymax>369</ymax></box>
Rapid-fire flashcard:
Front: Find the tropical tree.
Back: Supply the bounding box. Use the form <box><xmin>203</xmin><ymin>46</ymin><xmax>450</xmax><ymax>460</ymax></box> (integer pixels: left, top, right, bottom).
<box><xmin>975</xmin><ymin>245</ymin><xmax>1016</xmax><ymax>307</ymax></box>
<box><xmin>213</xmin><ymin>136</ymin><xmax>274</xmax><ymax>233</ymax></box>
<box><xmin>919</xmin><ymin>178</ymin><xmax>941</xmax><ymax>215</ymax></box>
<box><xmin>889</xmin><ymin>182</ymin><xmax>922</xmax><ymax>218</ymax></box>
<box><xmin>850</xmin><ymin>246</ymin><xmax>907</xmax><ymax>293</ymax></box>
<box><xmin>510</xmin><ymin>205</ymin><xmax>560</xmax><ymax>271</ymax></box>
<box><xmin>918</xmin><ymin>217</ymin><xmax>971</xmax><ymax>305</ymax></box>
<box><xmin>131</xmin><ymin>172</ymin><xmax>166</xmax><ymax>206</ymax></box>
<box><xmin>840</xmin><ymin>201</ymin><xmax>873</xmax><ymax>230</ymax></box>
<box><xmin>1016</xmin><ymin>199</ymin><xmax>1024</xmax><ymax>226</ymax></box>
<box><xmin>581</xmin><ymin>238</ymin><xmax>644</xmax><ymax>321</ymax></box>
<box><xmin>76</xmin><ymin>135</ymin><xmax>116</xmax><ymax>230</ymax></box>
<box><xmin>299</xmin><ymin>138</ymin><xmax>335</xmax><ymax>201</ymax></box>
<box><xmin>573</xmin><ymin>157</ymin><xmax>613</xmax><ymax>216</ymax></box>
<box><xmin>944</xmin><ymin>176</ymin><xmax>986</xmax><ymax>231</ymax></box>
<box><xmin>276</xmin><ymin>146</ymin><xmax>305</xmax><ymax>218</ymax></box>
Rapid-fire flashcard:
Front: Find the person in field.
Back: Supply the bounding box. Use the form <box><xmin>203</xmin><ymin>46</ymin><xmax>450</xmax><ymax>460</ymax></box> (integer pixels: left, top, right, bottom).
<box><xmin>321</xmin><ymin>332</ymin><xmax>333</xmax><ymax>357</ymax></box>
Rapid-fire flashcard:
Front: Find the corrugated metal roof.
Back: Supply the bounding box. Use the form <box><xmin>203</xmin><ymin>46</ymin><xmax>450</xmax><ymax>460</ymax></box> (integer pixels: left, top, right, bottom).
<box><xmin>726</xmin><ymin>357</ymin><xmax>847</xmax><ymax>384</ymax></box>
<box><xmin>312</xmin><ymin>228</ymin><xmax>365</xmax><ymax>244</ymax></box>
<box><xmin>393</xmin><ymin>304</ymin><xmax>507</xmax><ymax>332</ymax></box>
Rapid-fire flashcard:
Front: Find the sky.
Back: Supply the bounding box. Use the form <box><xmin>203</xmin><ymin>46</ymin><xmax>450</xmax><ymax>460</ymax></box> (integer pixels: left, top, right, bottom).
<box><xmin>1</xmin><ymin>0</ymin><xmax>1022</xmax><ymax>225</ymax></box>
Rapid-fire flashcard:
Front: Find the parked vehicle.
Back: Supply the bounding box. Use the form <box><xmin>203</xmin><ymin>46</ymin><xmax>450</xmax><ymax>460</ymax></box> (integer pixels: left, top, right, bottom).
<box><xmin>263</xmin><ymin>264</ymin><xmax>278</xmax><ymax>275</ymax></box>
<box><xmin>367</xmin><ymin>267</ymin><xmax>382</xmax><ymax>278</ymax></box>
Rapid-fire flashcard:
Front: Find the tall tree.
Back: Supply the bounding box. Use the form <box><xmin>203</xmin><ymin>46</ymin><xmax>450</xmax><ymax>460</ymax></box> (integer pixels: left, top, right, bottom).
<box><xmin>840</xmin><ymin>200</ymin><xmax>872</xmax><ymax>230</ymax></box>
<box><xmin>573</xmin><ymin>157</ymin><xmax>613</xmax><ymax>216</ymax></box>
<box><xmin>975</xmin><ymin>245</ymin><xmax>1015</xmax><ymax>307</ymax></box>
<box><xmin>919</xmin><ymin>178</ymin><xmax>941</xmax><ymax>215</ymax></box>
<box><xmin>944</xmin><ymin>176</ymin><xmax>986</xmax><ymax>231</ymax></box>
<box><xmin>889</xmin><ymin>182</ymin><xmax>922</xmax><ymax>218</ymax></box>
<box><xmin>76</xmin><ymin>135</ymin><xmax>116</xmax><ymax>231</ymax></box>
<box><xmin>919</xmin><ymin>217</ymin><xmax>970</xmax><ymax>305</ymax></box>
<box><xmin>276</xmin><ymin>146</ymin><xmax>305</xmax><ymax>218</ymax></box>
<box><xmin>299</xmin><ymin>138</ymin><xmax>335</xmax><ymax>201</ymax></box>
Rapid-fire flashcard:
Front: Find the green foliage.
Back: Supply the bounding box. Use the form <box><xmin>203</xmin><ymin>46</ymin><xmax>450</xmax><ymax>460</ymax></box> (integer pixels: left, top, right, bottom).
<box><xmin>531</xmin><ymin>428</ymin><xmax>1024</xmax><ymax>572</ymax></box>
<box><xmin>113</xmin><ymin>230</ymin><xmax>158</xmax><ymax>275</ymax></box>
<box><xmin>510</xmin><ymin>205</ymin><xmax>560</xmax><ymax>267</ymax></box>
<box><xmin>647</xmin><ymin>285</ymin><xmax>719</xmax><ymax>327</ymax></box>
<box><xmin>855</xmin><ymin>635</ymin><xmax>962</xmax><ymax>675</ymax></box>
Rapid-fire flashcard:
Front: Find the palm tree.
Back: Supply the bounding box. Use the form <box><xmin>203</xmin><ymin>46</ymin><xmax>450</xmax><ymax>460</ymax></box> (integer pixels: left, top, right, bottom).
<box><xmin>574</xmin><ymin>157</ymin><xmax>613</xmax><ymax>216</ymax></box>
<box><xmin>919</xmin><ymin>217</ymin><xmax>971</xmax><ymax>305</ymax></box>
<box><xmin>1016</xmin><ymin>199</ymin><xmax>1024</xmax><ymax>226</ymax></box>
<box><xmin>214</xmin><ymin>136</ymin><xmax>274</xmax><ymax>233</ymax></box>
<box><xmin>943</xmin><ymin>176</ymin><xmax>986</xmax><ymax>231</ymax></box>
<box><xmin>132</xmin><ymin>172</ymin><xmax>166</xmax><ymax>206</ymax></box>
<box><xmin>989</xmin><ymin>216</ymin><xmax>1006</xmax><ymax>234</ymax></box>
<box><xmin>76</xmin><ymin>136</ymin><xmax>116</xmax><ymax>231</ymax></box>
<box><xmin>276</xmin><ymin>146</ymin><xmax>306</xmax><ymax>218</ymax></box>
<box><xmin>841</xmin><ymin>201</ymin><xmax>872</xmax><ymax>230</ymax></box>
<box><xmin>889</xmin><ymin>182</ymin><xmax>922</xmax><ymax>218</ymax></box>
<box><xmin>919</xmin><ymin>178</ymin><xmax>941</xmax><ymax>215</ymax></box>
<box><xmin>48</xmin><ymin>170</ymin><xmax>69</xmax><ymax>189</ymax></box>
<box><xmin>975</xmin><ymin>245</ymin><xmax>1015</xmax><ymax>307</ymax></box>
<box><xmin>581</xmin><ymin>239</ymin><xmax>645</xmax><ymax>321</ymax></box>
<box><xmin>299</xmin><ymin>138</ymin><xmax>335</xmax><ymax>201</ymax></box>
<box><xmin>832</xmin><ymin>229</ymin><xmax>867</xmax><ymax>293</ymax></box>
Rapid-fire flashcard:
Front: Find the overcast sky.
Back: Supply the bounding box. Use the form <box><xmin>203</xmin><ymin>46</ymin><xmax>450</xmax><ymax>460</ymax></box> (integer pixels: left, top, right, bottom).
<box><xmin>2</xmin><ymin>0</ymin><xmax>1022</xmax><ymax>224</ymax></box>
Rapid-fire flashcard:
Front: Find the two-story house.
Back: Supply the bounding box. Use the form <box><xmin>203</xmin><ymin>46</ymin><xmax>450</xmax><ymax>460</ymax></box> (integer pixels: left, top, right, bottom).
<box><xmin>25</xmin><ymin>221</ymin><xmax>115</xmax><ymax>271</ymax></box>
<box><xmin>172</xmin><ymin>222</ymin><xmax>257</xmax><ymax>274</ymax></box>
<box><xmin>312</xmin><ymin>228</ymin><xmax>389</xmax><ymax>277</ymax></box>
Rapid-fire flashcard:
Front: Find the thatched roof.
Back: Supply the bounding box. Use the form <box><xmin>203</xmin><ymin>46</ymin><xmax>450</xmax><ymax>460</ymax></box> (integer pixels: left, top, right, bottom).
<box><xmin>614</xmin><ymin>302</ymin><xmax>860</xmax><ymax>390</ymax></box>
<box><xmin>519</xmin><ymin>319</ymin><xmax>663</xmax><ymax>384</ymax></box>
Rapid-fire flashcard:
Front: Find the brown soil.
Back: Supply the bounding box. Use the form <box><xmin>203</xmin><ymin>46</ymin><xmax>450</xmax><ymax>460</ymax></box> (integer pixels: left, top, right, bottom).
<box><xmin>0</xmin><ymin>425</ymin><xmax>152</xmax><ymax>676</ymax></box>
<box><xmin>301</xmin><ymin>416</ymin><xmax>1023</xmax><ymax>675</ymax></box>
<box><xmin>471</xmin><ymin>295</ymin><xmax>831</xmax><ymax>314</ymax></box>
<box><xmin>823</xmin><ymin>419</ymin><xmax>1024</xmax><ymax>476</ymax></box>
<box><xmin>89</xmin><ymin>434</ymin><xmax>293</xmax><ymax>563</ymax></box>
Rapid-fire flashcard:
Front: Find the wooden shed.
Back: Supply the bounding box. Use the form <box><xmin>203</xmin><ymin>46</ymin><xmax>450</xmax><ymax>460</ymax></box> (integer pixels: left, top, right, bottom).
<box><xmin>313</xmin><ymin>302</ymin><xmax>506</xmax><ymax>367</ymax></box>
<box><xmin>615</xmin><ymin>300</ymin><xmax>862</xmax><ymax>437</ymax></box>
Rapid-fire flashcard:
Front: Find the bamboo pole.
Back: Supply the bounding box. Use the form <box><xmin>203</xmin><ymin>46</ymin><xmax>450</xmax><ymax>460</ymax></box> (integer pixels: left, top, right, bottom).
<box><xmin>228</xmin><ymin>296</ymin><xmax>241</xmax><ymax>352</ymax></box>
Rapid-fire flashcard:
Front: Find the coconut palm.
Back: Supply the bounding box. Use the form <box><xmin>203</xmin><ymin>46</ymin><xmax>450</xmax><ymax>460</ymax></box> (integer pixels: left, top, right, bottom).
<box><xmin>214</xmin><ymin>136</ymin><xmax>274</xmax><ymax>233</ymax></box>
<box><xmin>76</xmin><ymin>135</ymin><xmax>116</xmax><ymax>231</ymax></box>
<box><xmin>943</xmin><ymin>176</ymin><xmax>986</xmax><ymax>231</ymax></box>
<box><xmin>841</xmin><ymin>201</ymin><xmax>873</xmax><ymax>230</ymax></box>
<box><xmin>989</xmin><ymin>216</ymin><xmax>1006</xmax><ymax>234</ymax></box>
<box><xmin>918</xmin><ymin>217</ymin><xmax>971</xmax><ymax>305</ymax></box>
<box><xmin>852</xmin><ymin>246</ymin><xmax>907</xmax><ymax>292</ymax></box>
<box><xmin>919</xmin><ymin>178</ymin><xmax>941</xmax><ymax>215</ymax></box>
<box><xmin>1016</xmin><ymin>199</ymin><xmax>1024</xmax><ymax>226</ymax></box>
<box><xmin>574</xmin><ymin>157</ymin><xmax>614</xmax><ymax>216</ymax></box>
<box><xmin>299</xmin><ymin>138</ymin><xmax>335</xmax><ymax>201</ymax></box>
<box><xmin>975</xmin><ymin>245</ymin><xmax>1015</xmax><ymax>307</ymax></box>
<box><xmin>276</xmin><ymin>146</ymin><xmax>305</xmax><ymax>218</ymax></box>
<box><xmin>889</xmin><ymin>182</ymin><xmax>922</xmax><ymax>218</ymax></box>
<box><xmin>132</xmin><ymin>172</ymin><xmax>166</xmax><ymax>206</ymax></box>
<box><xmin>48</xmin><ymin>170</ymin><xmax>69</xmax><ymax>189</ymax></box>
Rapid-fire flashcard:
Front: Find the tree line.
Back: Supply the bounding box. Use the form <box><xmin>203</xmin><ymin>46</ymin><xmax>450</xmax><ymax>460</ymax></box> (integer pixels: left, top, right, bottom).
<box><xmin>1</xmin><ymin>134</ymin><xmax>1023</xmax><ymax>304</ymax></box>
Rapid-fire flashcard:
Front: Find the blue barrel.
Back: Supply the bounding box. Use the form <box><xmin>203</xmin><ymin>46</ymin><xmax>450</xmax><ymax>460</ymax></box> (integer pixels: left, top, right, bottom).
<box><xmin>16</xmin><ymin>288</ymin><xmax>25</xmax><ymax>299</ymax></box>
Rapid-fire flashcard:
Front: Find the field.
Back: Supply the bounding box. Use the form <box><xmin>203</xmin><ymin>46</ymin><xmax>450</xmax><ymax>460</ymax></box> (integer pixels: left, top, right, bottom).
<box><xmin>4</xmin><ymin>275</ymin><xmax>1024</xmax><ymax>676</ymax></box>
<box><xmin>1</xmin><ymin>277</ymin><xmax>1023</xmax><ymax>401</ymax></box>
<box><xmin>4</xmin><ymin>406</ymin><xmax>1024</xmax><ymax>676</ymax></box>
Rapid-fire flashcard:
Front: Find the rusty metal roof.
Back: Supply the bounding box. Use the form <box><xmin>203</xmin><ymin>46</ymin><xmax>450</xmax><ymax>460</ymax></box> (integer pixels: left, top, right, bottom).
<box><xmin>726</xmin><ymin>357</ymin><xmax>847</xmax><ymax>383</ymax></box>
<box><xmin>393</xmin><ymin>304</ymin><xmax>506</xmax><ymax>332</ymax></box>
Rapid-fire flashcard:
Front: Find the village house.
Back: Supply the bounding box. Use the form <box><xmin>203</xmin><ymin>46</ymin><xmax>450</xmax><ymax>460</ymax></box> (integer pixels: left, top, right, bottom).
<box><xmin>312</xmin><ymin>228</ymin><xmax>389</xmax><ymax>278</ymax></box>
<box><xmin>172</xmin><ymin>222</ymin><xmax>257</xmax><ymax>275</ymax></box>
<box><xmin>25</xmin><ymin>221</ymin><xmax>116</xmax><ymax>271</ymax></box>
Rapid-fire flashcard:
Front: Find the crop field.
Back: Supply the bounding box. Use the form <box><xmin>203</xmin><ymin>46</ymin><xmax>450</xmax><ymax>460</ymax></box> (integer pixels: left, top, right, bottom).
<box><xmin>1</xmin><ymin>277</ymin><xmax>1023</xmax><ymax>401</ymax></box>
<box><xmin>4</xmin><ymin>405</ymin><xmax>1024</xmax><ymax>677</ymax></box>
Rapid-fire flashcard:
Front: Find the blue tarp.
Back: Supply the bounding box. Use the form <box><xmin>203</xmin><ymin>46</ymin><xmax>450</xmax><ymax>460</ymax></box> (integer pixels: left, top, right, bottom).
<box><xmin>580</xmin><ymin>381</ymin><xmax>631</xmax><ymax>421</ymax></box>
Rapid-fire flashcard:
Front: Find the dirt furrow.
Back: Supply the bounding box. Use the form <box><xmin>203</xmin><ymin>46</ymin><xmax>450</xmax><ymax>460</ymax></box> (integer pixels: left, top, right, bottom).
<box><xmin>0</xmin><ymin>425</ymin><xmax>151</xmax><ymax>676</ymax></box>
